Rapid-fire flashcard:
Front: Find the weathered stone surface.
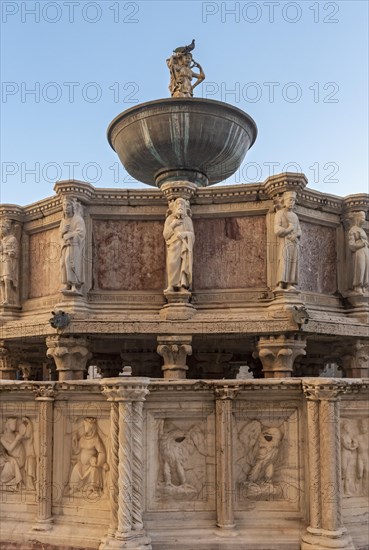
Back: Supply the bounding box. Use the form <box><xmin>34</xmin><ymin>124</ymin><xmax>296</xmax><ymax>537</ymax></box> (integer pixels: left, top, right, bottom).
<box><xmin>92</xmin><ymin>220</ymin><xmax>165</xmax><ymax>291</ymax></box>
<box><xmin>28</xmin><ymin>228</ymin><xmax>60</xmax><ymax>298</ymax></box>
<box><xmin>299</xmin><ymin>221</ymin><xmax>337</xmax><ymax>294</ymax></box>
<box><xmin>193</xmin><ymin>216</ymin><xmax>267</xmax><ymax>289</ymax></box>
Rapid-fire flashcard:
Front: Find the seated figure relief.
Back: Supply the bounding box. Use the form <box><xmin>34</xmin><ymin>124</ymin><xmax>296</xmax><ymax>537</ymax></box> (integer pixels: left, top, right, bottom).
<box><xmin>0</xmin><ymin>417</ymin><xmax>36</xmax><ymax>492</ymax></box>
<box><xmin>67</xmin><ymin>417</ymin><xmax>109</xmax><ymax>500</ymax></box>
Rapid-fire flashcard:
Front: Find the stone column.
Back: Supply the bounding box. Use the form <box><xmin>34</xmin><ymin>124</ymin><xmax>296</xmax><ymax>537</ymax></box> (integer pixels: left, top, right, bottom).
<box><xmin>301</xmin><ymin>380</ymin><xmax>355</xmax><ymax>550</ymax></box>
<box><xmin>101</xmin><ymin>379</ymin><xmax>151</xmax><ymax>550</ymax></box>
<box><xmin>157</xmin><ymin>335</ymin><xmax>192</xmax><ymax>379</ymax></box>
<box><xmin>255</xmin><ymin>335</ymin><xmax>306</xmax><ymax>378</ymax></box>
<box><xmin>214</xmin><ymin>385</ymin><xmax>239</xmax><ymax>530</ymax></box>
<box><xmin>0</xmin><ymin>341</ymin><xmax>18</xmax><ymax>380</ymax></box>
<box><xmin>46</xmin><ymin>335</ymin><xmax>91</xmax><ymax>381</ymax></box>
<box><xmin>33</xmin><ymin>384</ymin><xmax>56</xmax><ymax>531</ymax></box>
<box><xmin>159</xmin><ymin>181</ymin><xmax>197</xmax><ymax>321</ymax></box>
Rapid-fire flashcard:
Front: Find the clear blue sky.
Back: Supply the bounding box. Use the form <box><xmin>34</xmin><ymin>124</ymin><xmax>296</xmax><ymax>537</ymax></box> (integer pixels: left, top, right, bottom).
<box><xmin>1</xmin><ymin>0</ymin><xmax>368</xmax><ymax>205</ymax></box>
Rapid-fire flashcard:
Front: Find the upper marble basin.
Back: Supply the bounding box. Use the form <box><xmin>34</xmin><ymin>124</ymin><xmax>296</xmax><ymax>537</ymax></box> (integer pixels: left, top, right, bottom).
<box><xmin>107</xmin><ymin>98</ymin><xmax>257</xmax><ymax>187</ymax></box>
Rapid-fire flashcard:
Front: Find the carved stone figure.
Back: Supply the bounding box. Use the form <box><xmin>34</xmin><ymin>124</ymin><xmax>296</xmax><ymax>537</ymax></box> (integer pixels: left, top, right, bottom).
<box><xmin>347</xmin><ymin>210</ymin><xmax>369</xmax><ymax>294</ymax></box>
<box><xmin>157</xmin><ymin>420</ymin><xmax>206</xmax><ymax>497</ymax></box>
<box><xmin>341</xmin><ymin>420</ymin><xmax>358</xmax><ymax>495</ymax></box>
<box><xmin>0</xmin><ymin>219</ymin><xmax>19</xmax><ymax>306</ymax></box>
<box><xmin>166</xmin><ymin>40</ymin><xmax>205</xmax><ymax>97</ymax></box>
<box><xmin>0</xmin><ymin>417</ymin><xmax>36</xmax><ymax>491</ymax></box>
<box><xmin>68</xmin><ymin>417</ymin><xmax>108</xmax><ymax>499</ymax></box>
<box><xmin>356</xmin><ymin>419</ymin><xmax>368</xmax><ymax>488</ymax></box>
<box><xmin>274</xmin><ymin>191</ymin><xmax>302</xmax><ymax>291</ymax></box>
<box><xmin>248</xmin><ymin>426</ymin><xmax>284</xmax><ymax>483</ymax></box>
<box><xmin>235</xmin><ymin>420</ymin><xmax>285</xmax><ymax>499</ymax></box>
<box><xmin>163</xmin><ymin>198</ymin><xmax>195</xmax><ymax>292</ymax></box>
<box><xmin>60</xmin><ymin>198</ymin><xmax>86</xmax><ymax>294</ymax></box>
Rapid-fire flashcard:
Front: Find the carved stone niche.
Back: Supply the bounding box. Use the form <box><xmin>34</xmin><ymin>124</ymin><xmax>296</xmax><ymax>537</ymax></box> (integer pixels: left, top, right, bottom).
<box><xmin>157</xmin><ymin>335</ymin><xmax>192</xmax><ymax>379</ymax></box>
<box><xmin>0</xmin><ymin>415</ymin><xmax>37</xmax><ymax>492</ymax></box>
<box><xmin>254</xmin><ymin>334</ymin><xmax>306</xmax><ymax>378</ymax></box>
<box><xmin>46</xmin><ymin>335</ymin><xmax>92</xmax><ymax>381</ymax></box>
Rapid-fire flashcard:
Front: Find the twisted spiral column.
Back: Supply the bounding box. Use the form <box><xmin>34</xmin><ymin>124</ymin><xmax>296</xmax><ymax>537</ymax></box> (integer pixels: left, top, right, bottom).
<box><xmin>33</xmin><ymin>385</ymin><xmax>56</xmax><ymax>531</ymax></box>
<box><xmin>116</xmin><ymin>401</ymin><xmax>133</xmax><ymax>538</ymax></box>
<box><xmin>108</xmin><ymin>402</ymin><xmax>119</xmax><ymax>537</ymax></box>
<box><xmin>132</xmin><ymin>401</ymin><xmax>144</xmax><ymax>531</ymax></box>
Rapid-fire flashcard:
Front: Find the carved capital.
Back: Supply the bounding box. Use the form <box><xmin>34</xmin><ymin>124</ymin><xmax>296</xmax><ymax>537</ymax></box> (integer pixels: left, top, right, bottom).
<box><xmin>33</xmin><ymin>384</ymin><xmax>57</xmax><ymax>401</ymax></box>
<box><xmin>160</xmin><ymin>180</ymin><xmax>197</xmax><ymax>203</ymax></box>
<box><xmin>255</xmin><ymin>335</ymin><xmax>306</xmax><ymax>378</ymax></box>
<box><xmin>302</xmin><ymin>379</ymin><xmax>348</xmax><ymax>401</ymax></box>
<box><xmin>342</xmin><ymin>194</ymin><xmax>369</xmax><ymax>215</ymax></box>
<box><xmin>46</xmin><ymin>335</ymin><xmax>91</xmax><ymax>381</ymax></box>
<box><xmin>157</xmin><ymin>335</ymin><xmax>192</xmax><ymax>379</ymax></box>
<box><xmin>214</xmin><ymin>385</ymin><xmax>239</xmax><ymax>400</ymax></box>
<box><xmin>264</xmin><ymin>172</ymin><xmax>307</xmax><ymax>200</ymax></box>
<box><xmin>101</xmin><ymin>379</ymin><xmax>150</xmax><ymax>402</ymax></box>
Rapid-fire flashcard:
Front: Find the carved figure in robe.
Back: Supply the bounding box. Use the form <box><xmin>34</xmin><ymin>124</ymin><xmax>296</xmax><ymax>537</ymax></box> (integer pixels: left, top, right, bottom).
<box><xmin>356</xmin><ymin>419</ymin><xmax>368</xmax><ymax>488</ymax></box>
<box><xmin>68</xmin><ymin>417</ymin><xmax>108</xmax><ymax>498</ymax></box>
<box><xmin>341</xmin><ymin>420</ymin><xmax>358</xmax><ymax>495</ymax></box>
<box><xmin>347</xmin><ymin>211</ymin><xmax>369</xmax><ymax>294</ymax></box>
<box><xmin>163</xmin><ymin>198</ymin><xmax>195</xmax><ymax>292</ymax></box>
<box><xmin>166</xmin><ymin>41</ymin><xmax>205</xmax><ymax>97</ymax></box>
<box><xmin>0</xmin><ymin>219</ymin><xmax>19</xmax><ymax>305</ymax></box>
<box><xmin>274</xmin><ymin>191</ymin><xmax>302</xmax><ymax>290</ymax></box>
<box><xmin>0</xmin><ymin>417</ymin><xmax>36</xmax><ymax>491</ymax></box>
<box><xmin>60</xmin><ymin>198</ymin><xmax>86</xmax><ymax>294</ymax></box>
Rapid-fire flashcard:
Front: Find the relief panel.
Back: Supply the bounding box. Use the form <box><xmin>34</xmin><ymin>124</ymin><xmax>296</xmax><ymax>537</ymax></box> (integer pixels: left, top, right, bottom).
<box><xmin>299</xmin><ymin>221</ymin><xmax>337</xmax><ymax>294</ymax></box>
<box><xmin>28</xmin><ymin>228</ymin><xmax>60</xmax><ymax>298</ymax></box>
<box><xmin>92</xmin><ymin>220</ymin><xmax>165</xmax><ymax>291</ymax></box>
<box><xmin>340</xmin><ymin>416</ymin><xmax>369</xmax><ymax>499</ymax></box>
<box><xmin>53</xmin><ymin>402</ymin><xmax>110</xmax><ymax>517</ymax></box>
<box><xmin>193</xmin><ymin>217</ymin><xmax>267</xmax><ymax>290</ymax></box>
<box><xmin>146</xmin><ymin>405</ymin><xmax>215</xmax><ymax>512</ymax></box>
<box><xmin>0</xmin><ymin>401</ymin><xmax>38</xmax><ymax>510</ymax></box>
<box><xmin>234</xmin><ymin>401</ymin><xmax>302</xmax><ymax>512</ymax></box>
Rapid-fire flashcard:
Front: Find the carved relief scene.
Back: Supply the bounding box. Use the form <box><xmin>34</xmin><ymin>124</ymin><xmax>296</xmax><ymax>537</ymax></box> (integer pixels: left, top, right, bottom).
<box><xmin>234</xmin><ymin>406</ymin><xmax>300</xmax><ymax>507</ymax></box>
<box><xmin>156</xmin><ymin>419</ymin><xmax>207</xmax><ymax>501</ymax></box>
<box><xmin>0</xmin><ymin>416</ymin><xmax>36</xmax><ymax>493</ymax></box>
<box><xmin>341</xmin><ymin>417</ymin><xmax>369</xmax><ymax>498</ymax></box>
<box><xmin>61</xmin><ymin>416</ymin><xmax>110</xmax><ymax>502</ymax></box>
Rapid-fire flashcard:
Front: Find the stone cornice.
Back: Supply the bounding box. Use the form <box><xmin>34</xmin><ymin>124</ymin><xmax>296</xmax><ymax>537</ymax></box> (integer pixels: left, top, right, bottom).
<box><xmin>3</xmin><ymin>178</ymin><xmax>367</xmax><ymax>220</ymax></box>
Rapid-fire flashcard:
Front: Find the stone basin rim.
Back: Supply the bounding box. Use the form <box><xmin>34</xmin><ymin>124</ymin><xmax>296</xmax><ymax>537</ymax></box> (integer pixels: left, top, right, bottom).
<box><xmin>107</xmin><ymin>97</ymin><xmax>258</xmax><ymax>150</ymax></box>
